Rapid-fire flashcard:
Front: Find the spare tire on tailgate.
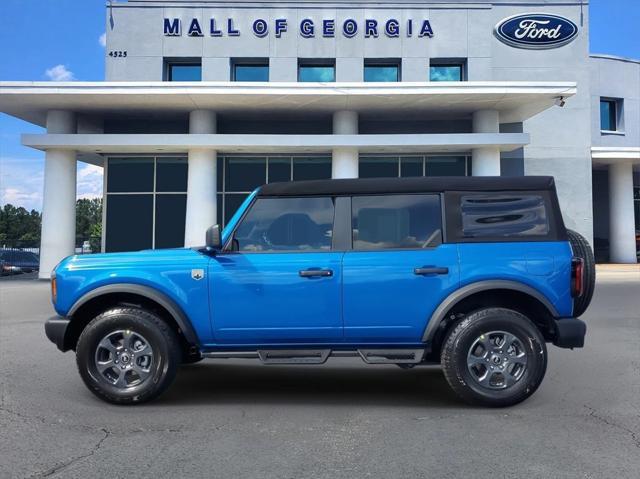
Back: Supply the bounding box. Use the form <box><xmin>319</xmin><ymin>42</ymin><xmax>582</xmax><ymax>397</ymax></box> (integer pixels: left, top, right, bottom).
<box><xmin>567</xmin><ymin>229</ymin><xmax>596</xmax><ymax>317</ymax></box>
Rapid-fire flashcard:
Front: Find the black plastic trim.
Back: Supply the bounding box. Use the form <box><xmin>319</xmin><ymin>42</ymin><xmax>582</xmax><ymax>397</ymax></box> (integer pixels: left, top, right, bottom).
<box><xmin>553</xmin><ymin>317</ymin><xmax>586</xmax><ymax>349</ymax></box>
<box><xmin>45</xmin><ymin>316</ymin><xmax>71</xmax><ymax>352</ymax></box>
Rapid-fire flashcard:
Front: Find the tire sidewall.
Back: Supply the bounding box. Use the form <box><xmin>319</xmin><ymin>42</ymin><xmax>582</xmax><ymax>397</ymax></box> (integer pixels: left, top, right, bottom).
<box><xmin>447</xmin><ymin>310</ymin><xmax>547</xmax><ymax>406</ymax></box>
<box><xmin>77</xmin><ymin>309</ymin><xmax>176</xmax><ymax>403</ymax></box>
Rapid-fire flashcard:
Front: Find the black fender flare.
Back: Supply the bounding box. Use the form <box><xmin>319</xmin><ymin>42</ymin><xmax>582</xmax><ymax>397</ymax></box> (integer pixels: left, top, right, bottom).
<box><xmin>421</xmin><ymin>280</ymin><xmax>559</xmax><ymax>343</ymax></box>
<box><xmin>68</xmin><ymin>283</ymin><xmax>199</xmax><ymax>345</ymax></box>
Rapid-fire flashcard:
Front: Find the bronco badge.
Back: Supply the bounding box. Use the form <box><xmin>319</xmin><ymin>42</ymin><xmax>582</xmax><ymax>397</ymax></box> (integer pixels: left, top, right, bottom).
<box><xmin>191</xmin><ymin>269</ymin><xmax>204</xmax><ymax>280</ymax></box>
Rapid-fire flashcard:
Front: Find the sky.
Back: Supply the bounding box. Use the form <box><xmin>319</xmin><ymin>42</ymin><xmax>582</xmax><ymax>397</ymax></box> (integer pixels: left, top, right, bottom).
<box><xmin>0</xmin><ymin>0</ymin><xmax>639</xmax><ymax>212</ymax></box>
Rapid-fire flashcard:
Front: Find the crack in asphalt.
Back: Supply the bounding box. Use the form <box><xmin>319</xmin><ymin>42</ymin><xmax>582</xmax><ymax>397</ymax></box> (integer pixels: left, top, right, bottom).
<box><xmin>584</xmin><ymin>405</ymin><xmax>640</xmax><ymax>449</ymax></box>
<box><xmin>28</xmin><ymin>428</ymin><xmax>111</xmax><ymax>479</ymax></box>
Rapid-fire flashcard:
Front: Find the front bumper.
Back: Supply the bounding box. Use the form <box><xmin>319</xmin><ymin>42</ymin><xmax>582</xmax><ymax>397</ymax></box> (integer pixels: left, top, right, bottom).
<box><xmin>553</xmin><ymin>317</ymin><xmax>587</xmax><ymax>349</ymax></box>
<box><xmin>45</xmin><ymin>316</ymin><xmax>71</xmax><ymax>352</ymax></box>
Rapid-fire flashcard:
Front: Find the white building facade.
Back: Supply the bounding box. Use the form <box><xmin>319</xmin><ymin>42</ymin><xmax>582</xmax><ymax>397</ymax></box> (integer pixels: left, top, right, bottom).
<box><xmin>0</xmin><ymin>0</ymin><xmax>638</xmax><ymax>278</ymax></box>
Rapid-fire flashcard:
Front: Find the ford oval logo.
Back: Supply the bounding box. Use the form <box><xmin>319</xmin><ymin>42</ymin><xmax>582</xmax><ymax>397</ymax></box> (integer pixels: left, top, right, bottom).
<box><xmin>494</xmin><ymin>13</ymin><xmax>578</xmax><ymax>50</ymax></box>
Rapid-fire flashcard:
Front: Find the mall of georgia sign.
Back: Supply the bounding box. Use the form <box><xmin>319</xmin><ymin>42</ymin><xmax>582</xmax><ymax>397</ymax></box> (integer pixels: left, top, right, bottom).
<box><xmin>494</xmin><ymin>13</ymin><xmax>578</xmax><ymax>49</ymax></box>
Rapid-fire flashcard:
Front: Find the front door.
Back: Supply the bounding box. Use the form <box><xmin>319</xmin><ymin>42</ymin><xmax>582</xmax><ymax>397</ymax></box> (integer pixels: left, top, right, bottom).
<box><xmin>342</xmin><ymin>194</ymin><xmax>459</xmax><ymax>342</ymax></box>
<box><xmin>208</xmin><ymin>196</ymin><xmax>342</xmax><ymax>345</ymax></box>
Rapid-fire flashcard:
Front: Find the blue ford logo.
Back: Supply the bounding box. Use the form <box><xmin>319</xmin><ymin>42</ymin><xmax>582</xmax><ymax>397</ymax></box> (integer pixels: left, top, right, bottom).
<box><xmin>494</xmin><ymin>13</ymin><xmax>578</xmax><ymax>49</ymax></box>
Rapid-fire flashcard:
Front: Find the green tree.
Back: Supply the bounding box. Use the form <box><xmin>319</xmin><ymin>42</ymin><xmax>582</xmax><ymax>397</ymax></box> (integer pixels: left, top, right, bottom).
<box><xmin>0</xmin><ymin>204</ymin><xmax>41</xmax><ymax>247</ymax></box>
<box><xmin>76</xmin><ymin>198</ymin><xmax>102</xmax><ymax>252</ymax></box>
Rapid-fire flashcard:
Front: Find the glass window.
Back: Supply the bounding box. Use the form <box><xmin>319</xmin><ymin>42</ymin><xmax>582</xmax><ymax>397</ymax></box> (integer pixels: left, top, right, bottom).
<box><xmin>233</xmin><ymin>61</ymin><xmax>269</xmax><ymax>81</ymax></box>
<box><xmin>166</xmin><ymin>62</ymin><xmax>202</xmax><ymax>81</ymax></box>
<box><xmin>400</xmin><ymin>157</ymin><xmax>423</xmax><ymax>177</ymax></box>
<box><xmin>106</xmin><ymin>195</ymin><xmax>153</xmax><ymax>252</ymax></box>
<box><xmin>155</xmin><ymin>194</ymin><xmax>187</xmax><ymax>248</ymax></box>
<box><xmin>364</xmin><ymin>62</ymin><xmax>400</xmax><ymax>82</ymax></box>
<box><xmin>461</xmin><ymin>194</ymin><xmax>549</xmax><ymax>238</ymax></box>
<box><xmin>234</xmin><ymin>197</ymin><xmax>335</xmax><ymax>252</ymax></box>
<box><xmin>107</xmin><ymin>158</ymin><xmax>154</xmax><ymax>193</ymax></box>
<box><xmin>225</xmin><ymin>157</ymin><xmax>266</xmax><ymax>192</ymax></box>
<box><xmin>293</xmin><ymin>157</ymin><xmax>332</xmax><ymax>181</ymax></box>
<box><xmin>359</xmin><ymin>157</ymin><xmax>399</xmax><ymax>178</ymax></box>
<box><xmin>268</xmin><ymin>157</ymin><xmax>292</xmax><ymax>183</ymax></box>
<box><xmin>156</xmin><ymin>157</ymin><xmax>188</xmax><ymax>192</ymax></box>
<box><xmin>224</xmin><ymin>194</ymin><xmax>250</xmax><ymax>226</ymax></box>
<box><xmin>298</xmin><ymin>62</ymin><xmax>335</xmax><ymax>82</ymax></box>
<box><xmin>430</xmin><ymin>63</ymin><xmax>464</xmax><ymax>82</ymax></box>
<box><xmin>352</xmin><ymin>195</ymin><xmax>442</xmax><ymax>250</ymax></box>
<box><xmin>600</xmin><ymin>99</ymin><xmax>617</xmax><ymax>131</ymax></box>
<box><xmin>427</xmin><ymin>156</ymin><xmax>467</xmax><ymax>176</ymax></box>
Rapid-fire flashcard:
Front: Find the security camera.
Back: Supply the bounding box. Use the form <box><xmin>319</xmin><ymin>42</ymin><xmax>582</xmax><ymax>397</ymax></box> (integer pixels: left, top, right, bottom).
<box><xmin>555</xmin><ymin>96</ymin><xmax>566</xmax><ymax>108</ymax></box>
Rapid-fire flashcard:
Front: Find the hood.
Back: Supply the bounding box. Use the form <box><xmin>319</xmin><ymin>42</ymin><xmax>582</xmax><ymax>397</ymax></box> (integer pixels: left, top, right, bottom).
<box><xmin>56</xmin><ymin>248</ymin><xmax>205</xmax><ymax>272</ymax></box>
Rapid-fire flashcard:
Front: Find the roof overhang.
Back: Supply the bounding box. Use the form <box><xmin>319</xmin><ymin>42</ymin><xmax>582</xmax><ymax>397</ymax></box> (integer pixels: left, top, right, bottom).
<box><xmin>0</xmin><ymin>81</ymin><xmax>577</xmax><ymax>126</ymax></box>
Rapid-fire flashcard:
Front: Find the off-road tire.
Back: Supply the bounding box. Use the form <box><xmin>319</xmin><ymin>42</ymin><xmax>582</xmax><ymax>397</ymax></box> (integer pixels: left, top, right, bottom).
<box><xmin>567</xmin><ymin>229</ymin><xmax>596</xmax><ymax>317</ymax></box>
<box><xmin>441</xmin><ymin>308</ymin><xmax>547</xmax><ymax>407</ymax></box>
<box><xmin>76</xmin><ymin>307</ymin><xmax>181</xmax><ymax>405</ymax></box>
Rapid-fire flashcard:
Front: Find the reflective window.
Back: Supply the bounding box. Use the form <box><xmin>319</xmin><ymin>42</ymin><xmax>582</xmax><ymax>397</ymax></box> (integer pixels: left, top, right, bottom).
<box><xmin>430</xmin><ymin>63</ymin><xmax>464</xmax><ymax>81</ymax></box>
<box><xmin>461</xmin><ymin>194</ymin><xmax>549</xmax><ymax>238</ymax></box>
<box><xmin>400</xmin><ymin>157</ymin><xmax>423</xmax><ymax>177</ymax></box>
<box><xmin>233</xmin><ymin>61</ymin><xmax>269</xmax><ymax>81</ymax></box>
<box><xmin>427</xmin><ymin>156</ymin><xmax>467</xmax><ymax>176</ymax></box>
<box><xmin>293</xmin><ymin>157</ymin><xmax>332</xmax><ymax>181</ymax></box>
<box><xmin>225</xmin><ymin>157</ymin><xmax>267</xmax><ymax>192</ymax></box>
<box><xmin>600</xmin><ymin>99</ymin><xmax>618</xmax><ymax>131</ymax></box>
<box><xmin>155</xmin><ymin>194</ymin><xmax>187</xmax><ymax>248</ymax></box>
<box><xmin>156</xmin><ymin>157</ymin><xmax>188</xmax><ymax>192</ymax></box>
<box><xmin>224</xmin><ymin>194</ymin><xmax>250</xmax><ymax>225</ymax></box>
<box><xmin>364</xmin><ymin>62</ymin><xmax>400</xmax><ymax>82</ymax></box>
<box><xmin>234</xmin><ymin>197</ymin><xmax>335</xmax><ymax>252</ymax></box>
<box><xmin>352</xmin><ymin>195</ymin><xmax>442</xmax><ymax>250</ymax></box>
<box><xmin>268</xmin><ymin>158</ymin><xmax>291</xmax><ymax>183</ymax></box>
<box><xmin>107</xmin><ymin>157</ymin><xmax>154</xmax><ymax>193</ymax></box>
<box><xmin>298</xmin><ymin>61</ymin><xmax>335</xmax><ymax>82</ymax></box>
<box><xmin>166</xmin><ymin>62</ymin><xmax>202</xmax><ymax>81</ymax></box>
<box><xmin>106</xmin><ymin>195</ymin><xmax>153</xmax><ymax>252</ymax></box>
<box><xmin>359</xmin><ymin>157</ymin><xmax>399</xmax><ymax>178</ymax></box>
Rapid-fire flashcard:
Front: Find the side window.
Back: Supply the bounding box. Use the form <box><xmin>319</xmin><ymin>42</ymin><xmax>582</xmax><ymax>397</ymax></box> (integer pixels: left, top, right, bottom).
<box><xmin>233</xmin><ymin>197</ymin><xmax>335</xmax><ymax>252</ymax></box>
<box><xmin>352</xmin><ymin>195</ymin><xmax>442</xmax><ymax>250</ymax></box>
<box><xmin>461</xmin><ymin>194</ymin><xmax>549</xmax><ymax>238</ymax></box>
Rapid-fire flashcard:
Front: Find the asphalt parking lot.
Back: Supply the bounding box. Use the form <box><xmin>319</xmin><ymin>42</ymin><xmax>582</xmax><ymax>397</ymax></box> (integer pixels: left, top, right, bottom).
<box><xmin>1</xmin><ymin>273</ymin><xmax>639</xmax><ymax>479</ymax></box>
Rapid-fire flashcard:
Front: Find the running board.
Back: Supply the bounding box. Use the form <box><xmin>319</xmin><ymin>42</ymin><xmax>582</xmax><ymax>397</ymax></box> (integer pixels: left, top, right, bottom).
<box><xmin>202</xmin><ymin>348</ymin><xmax>425</xmax><ymax>365</ymax></box>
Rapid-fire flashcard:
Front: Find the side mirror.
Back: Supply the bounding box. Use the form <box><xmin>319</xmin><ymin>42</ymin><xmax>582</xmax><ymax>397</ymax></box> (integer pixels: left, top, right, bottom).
<box><xmin>205</xmin><ymin>224</ymin><xmax>222</xmax><ymax>250</ymax></box>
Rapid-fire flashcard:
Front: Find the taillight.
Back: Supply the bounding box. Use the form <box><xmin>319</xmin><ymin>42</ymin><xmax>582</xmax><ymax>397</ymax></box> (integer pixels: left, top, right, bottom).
<box><xmin>571</xmin><ymin>257</ymin><xmax>584</xmax><ymax>297</ymax></box>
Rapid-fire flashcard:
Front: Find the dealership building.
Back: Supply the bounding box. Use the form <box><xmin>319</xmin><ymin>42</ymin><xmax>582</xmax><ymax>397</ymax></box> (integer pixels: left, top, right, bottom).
<box><xmin>0</xmin><ymin>0</ymin><xmax>638</xmax><ymax>278</ymax></box>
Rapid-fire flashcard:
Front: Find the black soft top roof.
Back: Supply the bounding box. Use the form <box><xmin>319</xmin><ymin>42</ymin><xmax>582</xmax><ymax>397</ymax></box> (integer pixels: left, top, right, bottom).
<box><xmin>258</xmin><ymin>176</ymin><xmax>556</xmax><ymax>197</ymax></box>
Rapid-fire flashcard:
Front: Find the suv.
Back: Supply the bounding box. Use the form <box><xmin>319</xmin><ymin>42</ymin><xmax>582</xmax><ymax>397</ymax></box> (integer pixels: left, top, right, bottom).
<box><xmin>45</xmin><ymin>176</ymin><xmax>593</xmax><ymax>407</ymax></box>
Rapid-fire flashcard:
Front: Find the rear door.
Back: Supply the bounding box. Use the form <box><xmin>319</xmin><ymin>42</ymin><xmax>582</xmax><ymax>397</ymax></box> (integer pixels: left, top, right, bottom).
<box><xmin>342</xmin><ymin>194</ymin><xmax>459</xmax><ymax>342</ymax></box>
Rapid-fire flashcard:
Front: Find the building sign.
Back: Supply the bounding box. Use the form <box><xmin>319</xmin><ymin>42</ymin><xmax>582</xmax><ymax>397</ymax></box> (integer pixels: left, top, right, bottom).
<box><xmin>163</xmin><ymin>17</ymin><xmax>434</xmax><ymax>39</ymax></box>
<box><xmin>494</xmin><ymin>13</ymin><xmax>578</xmax><ymax>49</ymax></box>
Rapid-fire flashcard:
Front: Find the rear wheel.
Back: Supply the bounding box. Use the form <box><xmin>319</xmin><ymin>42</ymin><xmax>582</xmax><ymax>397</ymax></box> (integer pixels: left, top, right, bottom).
<box><xmin>76</xmin><ymin>307</ymin><xmax>181</xmax><ymax>405</ymax></box>
<box><xmin>441</xmin><ymin>308</ymin><xmax>547</xmax><ymax>407</ymax></box>
<box><xmin>567</xmin><ymin>229</ymin><xmax>596</xmax><ymax>317</ymax></box>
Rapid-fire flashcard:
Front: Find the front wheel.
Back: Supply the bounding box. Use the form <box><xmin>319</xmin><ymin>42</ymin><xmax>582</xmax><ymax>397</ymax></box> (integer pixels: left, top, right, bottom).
<box><xmin>76</xmin><ymin>307</ymin><xmax>181</xmax><ymax>405</ymax></box>
<box><xmin>441</xmin><ymin>308</ymin><xmax>547</xmax><ymax>407</ymax></box>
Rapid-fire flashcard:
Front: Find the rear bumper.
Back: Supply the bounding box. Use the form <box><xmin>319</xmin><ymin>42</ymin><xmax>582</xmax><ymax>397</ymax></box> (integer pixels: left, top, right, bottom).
<box><xmin>45</xmin><ymin>316</ymin><xmax>71</xmax><ymax>352</ymax></box>
<box><xmin>553</xmin><ymin>317</ymin><xmax>587</xmax><ymax>349</ymax></box>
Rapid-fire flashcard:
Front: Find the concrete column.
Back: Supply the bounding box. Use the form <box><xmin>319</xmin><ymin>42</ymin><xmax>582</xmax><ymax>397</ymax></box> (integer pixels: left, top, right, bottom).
<box><xmin>332</xmin><ymin>111</ymin><xmax>359</xmax><ymax>179</ymax></box>
<box><xmin>472</xmin><ymin>110</ymin><xmax>501</xmax><ymax>176</ymax></box>
<box><xmin>608</xmin><ymin>162</ymin><xmax>637</xmax><ymax>263</ymax></box>
<box><xmin>184</xmin><ymin>110</ymin><xmax>217</xmax><ymax>247</ymax></box>
<box><xmin>39</xmin><ymin>110</ymin><xmax>77</xmax><ymax>279</ymax></box>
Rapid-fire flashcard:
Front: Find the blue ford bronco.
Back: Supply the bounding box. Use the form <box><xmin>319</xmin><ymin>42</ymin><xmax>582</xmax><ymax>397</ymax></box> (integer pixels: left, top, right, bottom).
<box><xmin>46</xmin><ymin>176</ymin><xmax>593</xmax><ymax>407</ymax></box>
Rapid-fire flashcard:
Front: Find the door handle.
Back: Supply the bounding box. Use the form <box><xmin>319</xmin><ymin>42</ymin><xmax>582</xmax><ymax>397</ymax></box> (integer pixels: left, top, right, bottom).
<box><xmin>299</xmin><ymin>269</ymin><xmax>333</xmax><ymax>278</ymax></box>
<box><xmin>414</xmin><ymin>267</ymin><xmax>449</xmax><ymax>276</ymax></box>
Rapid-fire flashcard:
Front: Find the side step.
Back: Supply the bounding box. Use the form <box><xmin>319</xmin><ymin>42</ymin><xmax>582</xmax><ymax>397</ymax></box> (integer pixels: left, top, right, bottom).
<box><xmin>203</xmin><ymin>348</ymin><xmax>426</xmax><ymax>365</ymax></box>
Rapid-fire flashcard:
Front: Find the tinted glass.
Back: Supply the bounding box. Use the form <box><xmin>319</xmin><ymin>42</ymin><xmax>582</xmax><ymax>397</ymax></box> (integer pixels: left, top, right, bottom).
<box><xmin>155</xmin><ymin>194</ymin><xmax>187</xmax><ymax>248</ymax></box>
<box><xmin>298</xmin><ymin>65</ymin><xmax>335</xmax><ymax>82</ymax></box>
<box><xmin>352</xmin><ymin>195</ymin><xmax>442</xmax><ymax>250</ymax></box>
<box><xmin>400</xmin><ymin>157</ymin><xmax>423</xmax><ymax>177</ymax></box>
<box><xmin>359</xmin><ymin>157</ymin><xmax>398</xmax><ymax>178</ymax></box>
<box><xmin>234</xmin><ymin>197</ymin><xmax>334</xmax><ymax>252</ymax></box>
<box><xmin>168</xmin><ymin>64</ymin><xmax>202</xmax><ymax>81</ymax></box>
<box><xmin>156</xmin><ymin>157</ymin><xmax>188</xmax><ymax>192</ymax></box>
<box><xmin>461</xmin><ymin>194</ymin><xmax>549</xmax><ymax>238</ymax></box>
<box><xmin>106</xmin><ymin>195</ymin><xmax>153</xmax><ymax>252</ymax></box>
<box><xmin>427</xmin><ymin>156</ymin><xmax>467</xmax><ymax>176</ymax></box>
<box><xmin>364</xmin><ymin>65</ymin><xmax>399</xmax><ymax>82</ymax></box>
<box><xmin>268</xmin><ymin>158</ymin><xmax>291</xmax><ymax>183</ymax></box>
<box><xmin>600</xmin><ymin>100</ymin><xmax>617</xmax><ymax>131</ymax></box>
<box><xmin>234</xmin><ymin>64</ymin><xmax>269</xmax><ymax>81</ymax></box>
<box><xmin>107</xmin><ymin>158</ymin><xmax>154</xmax><ymax>193</ymax></box>
<box><xmin>293</xmin><ymin>157</ymin><xmax>331</xmax><ymax>181</ymax></box>
<box><xmin>430</xmin><ymin>65</ymin><xmax>462</xmax><ymax>81</ymax></box>
<box><xmin>225</xmin><ymin>157</ymin><xmax>266</xmax><ymax>192</ymax></box>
